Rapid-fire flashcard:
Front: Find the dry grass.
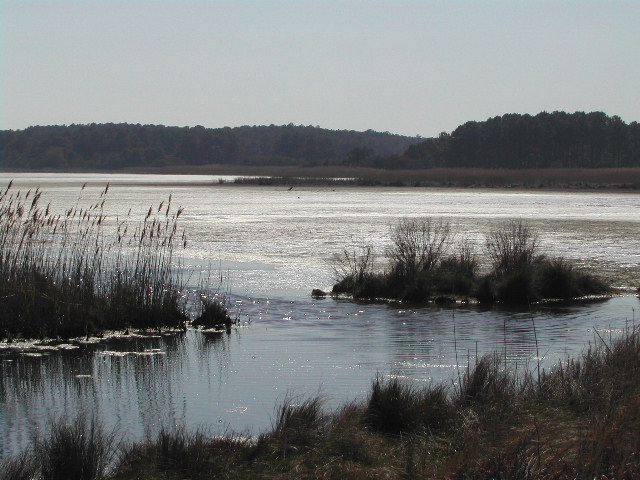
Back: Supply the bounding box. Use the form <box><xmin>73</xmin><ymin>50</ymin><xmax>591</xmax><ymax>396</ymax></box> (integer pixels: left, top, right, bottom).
<box><xmin>0</xmin><ymin>182</ymin><xmax>188</xmax><ymax>340</ymax></box>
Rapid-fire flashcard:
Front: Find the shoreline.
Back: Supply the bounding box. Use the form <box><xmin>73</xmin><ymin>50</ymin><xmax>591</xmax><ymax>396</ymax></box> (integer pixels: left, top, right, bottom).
<box><xmin>1</xmin><ymin>166</ymin><xmax>639</xmax><ymax>192</ymax></box>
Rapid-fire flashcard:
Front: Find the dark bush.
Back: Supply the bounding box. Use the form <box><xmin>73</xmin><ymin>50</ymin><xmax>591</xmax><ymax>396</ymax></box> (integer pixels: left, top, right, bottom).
<box><xmin>435</xmin><ymin>242</ymin><xmax>478</xmax><ymax>296</ymax></box>
<box><xmin>38</xmin><ymin>417</ymin><xmax>116</xmax><ymax>480</ymax></box>
<box><xmin>536</xmin><ymin>257</ymin><xmax>578</xmax><ymax>299</ymax></box>
<box><xmin>193</xmin><ymin>295</ymin><xmax>236</xmax><ymax>329</ymax></box>
<box><xmin>366</xmin><ymin>375</ymin><xmax>451</xmax><ymax>435</ymax></box>
<box><xmin>331</xmin><ymin>218</ymin><xmax>609</xmax><ymax>305</ymax></box>
<box><xmin>474</xmin><ymin>275</ymin><xmax>495</xmax><ymax>304</ymax></box>
<box><xmin>495</xmin><ymin>268</ymin><xmax>536</xmax><ymax>304</ymax></box>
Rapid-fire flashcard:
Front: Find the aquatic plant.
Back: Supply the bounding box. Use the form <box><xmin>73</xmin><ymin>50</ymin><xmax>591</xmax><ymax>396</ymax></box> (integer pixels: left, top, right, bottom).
<box><xmin>192</xmin><ymin>293</ymin><xmax>237</xmax><ymax>330</ymax></box>
<box><xmin>0</xmin><ymin>182</ymin><xmax>188</xmax><ymax>340</ymax></box>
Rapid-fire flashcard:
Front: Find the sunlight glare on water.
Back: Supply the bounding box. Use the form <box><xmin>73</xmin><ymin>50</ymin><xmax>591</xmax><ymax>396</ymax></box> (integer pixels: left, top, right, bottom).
<box><xmin>0</xmin><ymin>173</ymin><xmax>638</xmax><ymax>458</ymax></box>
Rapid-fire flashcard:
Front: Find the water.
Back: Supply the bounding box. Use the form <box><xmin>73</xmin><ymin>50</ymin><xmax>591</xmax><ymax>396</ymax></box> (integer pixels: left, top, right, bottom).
<box><xmin>0</xmin><ymin>173</ymin><xmax>638</xmax><ymax>458</ymax></box>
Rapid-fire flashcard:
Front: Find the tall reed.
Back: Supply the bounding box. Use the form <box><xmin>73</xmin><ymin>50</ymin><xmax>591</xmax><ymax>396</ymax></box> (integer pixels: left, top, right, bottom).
<box><xmin>0</xmin><ymin>182</ymin><xmax>187</xmax><ymax>340</ymax></box>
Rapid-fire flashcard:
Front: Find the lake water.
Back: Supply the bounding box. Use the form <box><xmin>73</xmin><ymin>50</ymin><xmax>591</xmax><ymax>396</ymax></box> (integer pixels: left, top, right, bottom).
<box><xmin>0</xmin><ymin>173</ymin><xmax>638</xmax><ymax>458</ymax></box>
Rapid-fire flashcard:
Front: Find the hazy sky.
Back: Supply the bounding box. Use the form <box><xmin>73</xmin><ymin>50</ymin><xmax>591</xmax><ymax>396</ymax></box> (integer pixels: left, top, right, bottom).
<box><xmin>2</xmin><ymin>1</ymin><xmax>639</xmax><ymax>137</ymax></box>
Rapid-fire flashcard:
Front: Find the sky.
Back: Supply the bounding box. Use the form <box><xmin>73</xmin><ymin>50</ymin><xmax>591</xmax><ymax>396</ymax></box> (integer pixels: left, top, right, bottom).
<box><xmin>1</xmin><ymin>1</ymin><xmax>639</xmax><ymax>138</ymax></box>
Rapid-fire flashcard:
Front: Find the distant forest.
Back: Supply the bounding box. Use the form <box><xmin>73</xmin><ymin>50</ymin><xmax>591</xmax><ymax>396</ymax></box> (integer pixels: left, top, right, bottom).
<box><xmin>1</xmin><ymin>111</ymin><xmax>638</xmax><ymax>170</ymax></box>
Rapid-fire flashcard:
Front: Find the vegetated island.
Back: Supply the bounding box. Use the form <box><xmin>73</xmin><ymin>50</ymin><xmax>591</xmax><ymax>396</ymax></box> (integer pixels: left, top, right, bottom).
<box><xmin>0</xmin><ymin>182</ymin><xmax>237</xmax><ymax>346</ymax></box>
<box><xmin>4</xmin><ymin>324</ymin><xmax>640</xmax><ymax>479</ymax></box>
<box><xmin>1</xmin><ymin>111</ymin><xmax>639</xmax><ymax>189</ymax></box>
<box><xmin>318</xmin><ymin>218</ymin><xmax>614</xmax><ymax>306</ymax></box>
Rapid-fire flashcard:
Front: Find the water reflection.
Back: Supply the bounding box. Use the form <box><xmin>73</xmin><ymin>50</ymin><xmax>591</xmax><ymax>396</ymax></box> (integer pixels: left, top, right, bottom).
<box><xmin>1</xmin><ymin>295</ymin><xmax>639</xmax><ymax>459</ymax></box>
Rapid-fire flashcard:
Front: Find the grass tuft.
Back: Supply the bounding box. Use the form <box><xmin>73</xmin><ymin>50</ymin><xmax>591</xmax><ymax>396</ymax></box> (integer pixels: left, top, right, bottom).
<box><xmin>366</xmin><ymin>375</ymin><xmax>451</xmax><ymax>435</ymax></box>
<box><xmin>37</xmin><ymin>416</ymin><xmax>116</xmax><ymax>480</ymax></box>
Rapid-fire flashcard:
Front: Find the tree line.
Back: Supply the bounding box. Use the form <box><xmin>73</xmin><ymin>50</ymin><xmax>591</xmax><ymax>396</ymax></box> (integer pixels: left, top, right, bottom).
<box><xmin>1</xmin><ymin>111</ymin><xmax>638</xmax><ymax>170</ymax></box>
<box><xmin>397</xmin><ymin>111</ymin><xmax>640</xmax><ymax>169</ymax></box>
<box><xmin>0</xmin><ymin>123</ymin><xmax>417</xmax><ymax>170</ymax></box>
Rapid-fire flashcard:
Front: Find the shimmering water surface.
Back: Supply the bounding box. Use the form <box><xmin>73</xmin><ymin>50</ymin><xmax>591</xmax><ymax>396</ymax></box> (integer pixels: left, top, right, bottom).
<box><xmin>0</xmin><ymin>173</ymin><xmax>638</xmax><ymax>458</ymax></box>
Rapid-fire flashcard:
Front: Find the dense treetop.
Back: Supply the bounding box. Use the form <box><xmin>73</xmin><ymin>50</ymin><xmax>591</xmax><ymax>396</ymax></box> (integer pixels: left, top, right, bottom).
<box><xmin>1</xmin><ymin>112</ymin><xmax>638</xmax><ymax>170</ymax></box>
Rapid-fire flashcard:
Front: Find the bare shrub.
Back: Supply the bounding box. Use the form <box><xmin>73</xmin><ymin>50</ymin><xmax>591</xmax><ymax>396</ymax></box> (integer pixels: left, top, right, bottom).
<box><xmin>333</xmin><ymin>243</ymin><xmax>375</xmax><ymax>284</ymax></box>
<box><xmin>436</xmin><ymin>240</ymin><xmax>479</xmax><ymax>295</ymax></box>
<box><xmin>486</xmin><ymin>220</ymin><xmax>538</xmax><ymax>277</ymax></box>
<box><xmin>386</xmin><ymin>218</ymin><xmax>452</xmax><ymax>279</ymax></box>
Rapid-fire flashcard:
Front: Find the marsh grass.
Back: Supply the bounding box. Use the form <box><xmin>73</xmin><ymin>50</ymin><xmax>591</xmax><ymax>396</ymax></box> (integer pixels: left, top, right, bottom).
<box><xmin>117</xmin><ymin>426</ymin><xmax>251</xmax><ymax>479</ymax></box>
<box><xmin>366</xmin><ymin>375</ymin><xmax>451</xmax><ymax>435</ymax></box>
<box><xmin>332</xmin><ymin>218</ymin><xmax>610</xmax><ymax>305</ymax></box>
<box><xmin>0</xmin><ymin>182</ymin><xmax>188</xmax><ymax>340</ymax></box>
<box><xmin>202</xmin><ymin>165</ymin><xmax>640</xmax><ymax>189</ymax></box>
<box><xmin>252</xmin><ymin>396</ymin><xmax>326</xmax><ymax>460</ymax></box>
<box><xmin>192</xmin><ymin>291</ymin><xmax>238</xmax><ymax>330</ymax></box>
<box><xmin>5</xmin><ymin>327</ymin><xmax>640</xmax><ymax>478</ymax></box>
<box><xmin>192</xmin><ymin>296</ymin><xmax>239</xmax><ymax>329</ymax></box>
<box><xmin>0</xmin><ymin>451</ymin><xmax>37</xmax><ymax>480</ymax></box>
<box><xmin>0</xmin><ymin>416</ymin><xmax>118</xmax><ymax>480</ymax></box>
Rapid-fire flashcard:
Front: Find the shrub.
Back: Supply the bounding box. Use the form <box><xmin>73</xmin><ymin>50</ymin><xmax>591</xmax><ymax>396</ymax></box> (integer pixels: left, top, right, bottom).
<box><xmin>535</xmin><ymin>257</ymin><xmax>609</xmax><ymax>300</ymax></box>
<box><xmin>434</xmin><ymin>241</ymin><xmax>479</xmax><ymax>296</ymax></box>
<box><xmin>486</xmin><ymin>220</ymin><xmax>538</xmax><ymax>277</ymax></box>
<box><xmin>330</xmin><ymin>217</ymin><xmax>609</xmax><ymax>305</ymax></box>
<box><xmin>386</xmin><ymin>218</ymin><xmax>452</xmax><ymax>280</ymax></box>
<box><xmin>536</xmin><ymin>257</ymin><xmax>578</xmax><ymax>299</ymax></box>
<box><xmin>474</xmin><ymin>275</ymin><xmax>495</xmax><ymax>304</ymax></box>
<box><xmin>333</xmin><ymin>243</ymin><xmax>375</xmax><ymax>288</ymax></box>
<box><xmin>495</xmin><ymin>267</ymin><xmax>536</xmax><ymax>304</ymax></box>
